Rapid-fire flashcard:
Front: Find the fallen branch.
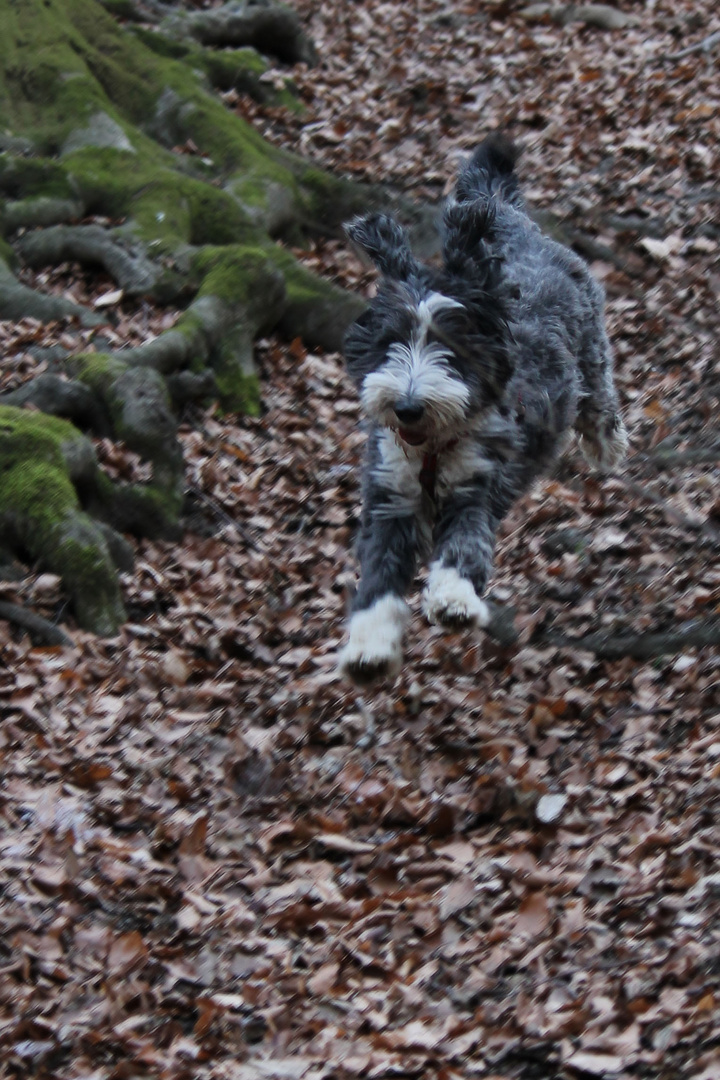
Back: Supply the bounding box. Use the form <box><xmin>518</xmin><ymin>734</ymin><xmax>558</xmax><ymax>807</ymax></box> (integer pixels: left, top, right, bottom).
<box><xmin>0</xmin><ymin>600</ymin><xmax>74</xmax><ymax>647</ymax></box>
<box><xmin>639</xmin><ymin>445</ymin><xmax>720</xmax><ymax>471</ymax></box>
<box><xmin>547</xmin><ymin>616</ymin><xmax>720</xmax><ymax>661</ymax></box>
<box><xmin>531</xmin><ymin>210</ymin><xmax>636</xmax><ymax>276</ymax></box>
<box><xmin>484</xmin><ymin>601</ymin><xmax>520</xmax><ymax>648</ymax></box>
<box><xmin>620</xmin><ymin>475</ymin><xmax>714</xmax><ymax>536</ymax></box>
<box><xmin>186</xmin><ymin>485</ymin><xmax>262</xmax><ymax>552</ymax></box>
<box><xmin>519</xmin><ymin>3</ymin><xmax>639</xmax><ymax>30</ymax></box>
<box><xmin>662</xmin><ymin>29</ymin><xmax>720</xmax><ymax>62</ymax></box>
<box><xmin>2</xmin><ymin>373</ymin><xmax>109</xmax><ymax>433</ymax></box>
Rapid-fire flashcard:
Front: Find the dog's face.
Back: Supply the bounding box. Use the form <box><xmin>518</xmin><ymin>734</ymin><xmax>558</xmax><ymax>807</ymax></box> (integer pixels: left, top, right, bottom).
<box><xmin>344</xmin><ymin>211</ymin><xmax>511</xmax><ymax>448</ymax></box>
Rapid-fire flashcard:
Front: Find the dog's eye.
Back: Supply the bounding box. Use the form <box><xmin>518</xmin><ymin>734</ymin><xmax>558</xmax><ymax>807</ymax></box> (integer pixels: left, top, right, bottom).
<box><xmin>432</xmin><ymin>308</ymin><xmax>474</xmax><ymax>336</ymax></box>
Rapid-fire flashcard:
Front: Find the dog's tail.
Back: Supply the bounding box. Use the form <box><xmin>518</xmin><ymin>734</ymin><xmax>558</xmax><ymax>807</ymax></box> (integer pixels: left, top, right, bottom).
<box><xmin>454</xmin><ymin>132</ymin><xmax>521</xmax><ymax>204</ymax></box>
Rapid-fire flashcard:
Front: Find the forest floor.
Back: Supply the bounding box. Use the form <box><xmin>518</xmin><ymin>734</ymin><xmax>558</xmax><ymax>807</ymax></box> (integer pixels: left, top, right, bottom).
<box><xmin>2</xmin><ymin>1</ymin><xmax>720</xmax><ymax>1078</ymax></box>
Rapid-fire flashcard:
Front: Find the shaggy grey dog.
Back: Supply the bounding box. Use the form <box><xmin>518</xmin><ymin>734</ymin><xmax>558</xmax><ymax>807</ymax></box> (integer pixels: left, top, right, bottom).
<box><xmin>338</xmin><ymin>134</ymin><xmax>627</xmax><ymax>684</ymax></box>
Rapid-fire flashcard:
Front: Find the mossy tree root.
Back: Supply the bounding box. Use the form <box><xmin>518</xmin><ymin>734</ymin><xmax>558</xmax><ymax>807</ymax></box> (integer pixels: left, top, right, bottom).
<box><xmin>101</xmin><ymin>0</ymin><xmax>318</xmax><ymax>66</ymax></box>
<box><xmin>16</xmin><ymin>224</ymin><xmax>161</xmax><ymax>297</ymax></box>
<box><xmin>0</xmin><ymin>407</ymin><xmax>130</xmax><ymax>635</ymax></box>
<box><xmin>0</xmin><ymin>0</ymin><xmax>426</xmax><ymax>636</ymax></box>
<box><xmin>0</xmin><ymin>257</ymin><xmax>103</xmax><ymax>328</ymax></box>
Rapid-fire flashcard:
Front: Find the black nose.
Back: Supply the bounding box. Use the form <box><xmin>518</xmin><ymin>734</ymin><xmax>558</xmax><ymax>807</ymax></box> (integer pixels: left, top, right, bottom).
<box><xmin>394</xmin><ymin>403</ymin><xmax>425</xmax><ymax>425</ymax></box>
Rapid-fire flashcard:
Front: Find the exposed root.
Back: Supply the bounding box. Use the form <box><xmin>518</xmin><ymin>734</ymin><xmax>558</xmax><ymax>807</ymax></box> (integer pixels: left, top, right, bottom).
<box><xmin>0</xmin><ymin>600</ymin><xmax>74</xmax><ymax>647</ymax></box>
<box><xmin>16</xmin><ymin>225</ymin><xmax>161</xmax><ymax>297</ymax></box>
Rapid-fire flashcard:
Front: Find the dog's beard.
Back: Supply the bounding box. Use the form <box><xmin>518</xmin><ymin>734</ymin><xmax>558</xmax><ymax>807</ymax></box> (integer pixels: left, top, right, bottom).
<box><xmin>360</xmin><ymin>341</ymin><xmax>470</xmax><ymax>446</ymax></box>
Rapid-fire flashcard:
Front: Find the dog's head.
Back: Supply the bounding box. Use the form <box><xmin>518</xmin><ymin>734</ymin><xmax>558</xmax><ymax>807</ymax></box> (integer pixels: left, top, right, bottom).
<box><xmin>343</xmin><ymin>209</ymin><xmax>511</xmax><ymax>448</ymax></box>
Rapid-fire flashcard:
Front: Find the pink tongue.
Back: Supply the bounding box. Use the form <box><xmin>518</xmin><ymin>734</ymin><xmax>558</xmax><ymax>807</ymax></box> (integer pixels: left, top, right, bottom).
<box><xmin>399</xmin><ymin>428</ymin><xmax>426</xmax><ymax>446</ymax></box>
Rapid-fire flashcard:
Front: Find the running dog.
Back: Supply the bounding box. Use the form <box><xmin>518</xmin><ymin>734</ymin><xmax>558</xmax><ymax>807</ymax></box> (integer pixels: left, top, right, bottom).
<box><xmin>338</xmin><ymin>134</ymin><xmax>627</xmax><ymax>683</ymax></box>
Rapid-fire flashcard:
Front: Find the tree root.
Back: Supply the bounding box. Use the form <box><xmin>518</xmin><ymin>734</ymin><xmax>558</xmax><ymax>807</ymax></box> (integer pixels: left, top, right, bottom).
<box><xmin>0</xmin><ymin>258</ymin><xmax>103</xmax><ymax>327</ymax></box>
<box><xmin>484</xmin><ymin>602</ymin><xmax>720</xmax><ymax>662</ymax></box>
<box><xmin>159</xmin><ymin>0</ymin><xmax>318</xmax><ymax>66</ymax></box>
<box><xmin>100</xmin><ymin>0</ymin><xmax>317</xmax><ymax>64</ymax></box>
<box><xmin>16</xmin><ymin>225</ymin><xmax>161</xmax><ymax>297</ymax></box>
<box><xmin>4</xmin><ymin>196</ymin><xmax>85</xmax><ymax>232</ymax></box>
<box><xmin>0</xmin><ymin>600</ymin><xmax>74</xmax><ymax>647</ymax></box>
<box><xmin>639</xmin><ymin>445</ymin><xmax>720</xmax><ymax>471</ymax></box>
<box><xmin>3</xmin><ymin>373</ymin><xmax>110</xmax><ymax>434</ymax></box>
<box><xmin>0</xmin><ymin>407</ymin><xmax>128</xmax><ymax>635</ymax></box>
<box><xmin>519</xmin><ymin>4</ymin><xmax>640</xmax><ymax>30</ymax></box>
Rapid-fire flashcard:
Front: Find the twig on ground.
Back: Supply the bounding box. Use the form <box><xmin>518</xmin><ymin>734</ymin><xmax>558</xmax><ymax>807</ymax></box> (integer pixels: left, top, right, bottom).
<box><xmin>0</xmin><ymin>600</ymin><xmax>74</xmax><ymax>647</ymax></box>
<box><xmin>662</xmin><ymin>29</ymin><xmax>720</xmax><ymax>62</ymax></box>
<box><xmin>639</xmin><ymin>446</ymin><xmax>720</xmax><ymax>471</ymax></box>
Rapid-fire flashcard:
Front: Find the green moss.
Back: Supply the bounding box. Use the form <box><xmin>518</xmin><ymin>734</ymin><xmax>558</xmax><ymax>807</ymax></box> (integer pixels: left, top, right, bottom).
<box><xmin>229</xmin><ymin>168</ymin><xmax>304</xmax><ymax>222</ymax></box>
<box><xmin>0</xmin><ymin>237</ymin><xmax>18</xmax><ymax>268</ymax></box>
<box><xmin>0</xmin><ymin>459</ymin><xmax>78</xmax><ymax>537</ymax></box>
<box><xmin>173</xmin><ymin>309</ymin><xmax>207</xmax><ymax>354</ymax></box>
<box><xmin>131</xmin><ymin>181</ymin><xmax>193</xmax><ymax>247</ymax></box>
<box><xmin>86</xmin><ymin>447</ymin><xmax>182</xmax><ymax>540</ymax></box>
<box><xmin>0</xmin><ymin>0</ymin><xmax>354</xmax><ymax>255</ymax></box>
<box><xmin>212</xmin><ymin>46</ymin><xmax>267</xmax><ymax>80</ymax></box>
<box><xmin>214</xmin><ymin>362</ymin><xmax>261</xmax><ymax>416</ymax></box>
<box><xmin>272</xmin><ymin>245</ymin><xmax>343</xmax><ymax>307</ymax></box>
<box><xmin>0</xmin><ymin>406</ymin><xmax>83</xmax><ymax>473</ymax></box>
<box><xmin>68</xmin><ymin>351</ymin><xmax>128</xmax><ymax>394</ymax></box>
<box><xmin>55</xmin><ymin>521</ymin><xmax>114</xmax><ymax>589</ymax></box>
<box><xmin>202</xmin><ymin>47</ymin><xmax>300</xmax><ymax>109</ymax></box>
<box><xmin>128</xmin><ymin>26</ymin><xmax>191</xmax><ymax>60</ymax></box>
<box><xmin>123</xmin><ymin>480</ymin><xmax>183</xmax><ymax>527</ymax></box>
<box><xmin>0</xmin><ymin>405</ymin><xmax>125</xmax><ymax>634</ymax></box>
<box><xmin>63</xmin><ymin>147</ymin><xmax>140</xmax><ymax>217</ymax></box>
<box><xmin>46</xmin><ymin>77</ymin><xmax>113</xmax><ymax>148</ymax></box>
<box><xmin>296</xmin><ymin>164</ymin><xmax>370</xmax><ymax>228</ymax></box>
<box><xmin>0</xmin><ymin>408</ymin><xmax>87</xmax><ymax>541</ymax></box>
<box><xmin>186</xmin><ymin>182</ymin><xmax>256</xmax><ymax>246</ymax></box>
<box><xmin>0</xmin><ymin>155</ymin><xmax>74</xmax><ymax>200</ymax></box>
<box><xmin>66</xmin><ymin>158</ymin><xmax>258</xmax><ymax>248</ymax></box>
<box><xmin>192</xmin><ymin>244</ymin><xmax>279</xmax><ymax>304</ymax></box>
<box><xmin>99</xmin><ymin>0</ymin><xmax>142</xmax><ymax>19</ymax></box>
<box><xmin>77</xmin><ymin>57</ymin><xmax>154</xmax><ymax>125</ymax></box>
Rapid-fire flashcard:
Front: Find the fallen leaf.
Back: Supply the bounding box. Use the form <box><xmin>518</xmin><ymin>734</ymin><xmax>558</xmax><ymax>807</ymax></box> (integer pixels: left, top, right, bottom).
<box><xmin>536</xmin><ymin>792</ymin><xmax>568</xmax><ymax>824</ymax></box>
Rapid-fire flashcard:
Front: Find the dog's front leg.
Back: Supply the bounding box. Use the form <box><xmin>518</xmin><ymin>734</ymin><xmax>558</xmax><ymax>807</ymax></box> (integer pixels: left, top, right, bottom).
<box><xmin>423</xmin><ymin>518</ymin><xmax>494</xmax><ymax>631</ymax></box>
<box><xmin>424</xmin><ymin>454</ymin><xmax>543</xmax><ymax>630</ymax></box>
<box><xmin>422</xmin><ymin>480</ymin><xmax>507</xmax><ymax>630</ymax></box>
<box><xmin>338</xmin><ymin>509</ymin><xmax>420</xmax><ymax>685</ymax></box>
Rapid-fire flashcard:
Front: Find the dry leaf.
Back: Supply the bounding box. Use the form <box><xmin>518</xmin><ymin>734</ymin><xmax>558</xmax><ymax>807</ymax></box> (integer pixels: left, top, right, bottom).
<box><xmin>515</xmin><ymin>893</ymin><xmax>551</xmax><ymax>938</ymax></box>
<box><xmin>536</xmin><ymin>792</ymin><xmax>568</xmax><ymax>824</ymax></box>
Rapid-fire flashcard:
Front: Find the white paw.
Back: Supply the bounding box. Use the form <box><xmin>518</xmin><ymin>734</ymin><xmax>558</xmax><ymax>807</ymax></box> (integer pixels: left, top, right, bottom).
<box><xmin>580</xmin><ymin>416</ymin><xmax>629</xmax><ymax>469</ymax></box>
<box><xmin>338</xmin><ymin>594</ymin><xmax>409</xmax><ymax>684</ymax></box>
<box><xmin>423</xmin><ymin>564</ymin><xmax>490</xmax><ymax>630</ymax></box>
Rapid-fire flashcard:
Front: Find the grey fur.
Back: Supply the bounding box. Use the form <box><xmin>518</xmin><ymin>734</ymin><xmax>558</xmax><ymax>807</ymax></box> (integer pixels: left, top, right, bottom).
<box><xmin>338</xmin><ymin>135</ymin><xmax>627</xmax><ymax>683</ymax></box>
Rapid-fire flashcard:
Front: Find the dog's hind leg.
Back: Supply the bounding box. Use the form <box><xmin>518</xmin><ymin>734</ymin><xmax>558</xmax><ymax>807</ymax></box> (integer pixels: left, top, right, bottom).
<box><xmin>574</xmin><ymin>278</ymin><xmax>628</xmax><ymax>468</ymax></box>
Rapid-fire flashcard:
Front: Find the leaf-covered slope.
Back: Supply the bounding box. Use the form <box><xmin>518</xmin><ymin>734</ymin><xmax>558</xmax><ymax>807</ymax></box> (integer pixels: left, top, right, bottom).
<box><xmin>1</xmin><ymin>0</ymin><xmax>720</xmax><ymax>1077</ymax></box>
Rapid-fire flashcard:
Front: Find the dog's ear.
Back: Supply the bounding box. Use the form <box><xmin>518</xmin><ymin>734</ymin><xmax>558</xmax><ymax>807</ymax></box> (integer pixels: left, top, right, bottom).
<box><xmin>344</xmin><ymin>213</ymin><xmax>416</xmax><ymax>280</ymax></box>
<box><xmin>442</xmin><ymin>198</ymin><xmax>496</xmax><ymax>277</ymax></box>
